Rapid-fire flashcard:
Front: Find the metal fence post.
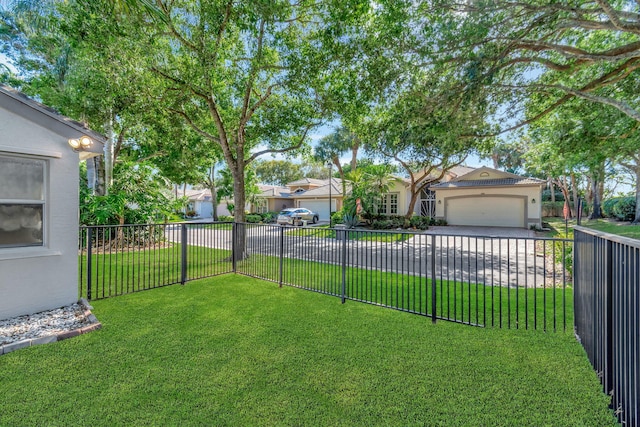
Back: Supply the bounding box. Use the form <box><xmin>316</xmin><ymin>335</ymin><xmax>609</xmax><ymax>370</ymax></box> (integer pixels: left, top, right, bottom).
<box><xmin>341</xmin><ymin>228</ymin><xmax>347</xmax><ymax>304</ymax></box>
<box><xmin>181</xmin><ymin>223</ymin><xmax>188</xmax><ymax>285</ymax></box>
<box><xmin>279</xmin><ymin>225</ymin><xmax>284</xmax><ymax>287</ymax></box>
<box><xmin>86</xmin><ymin>227</ymin><xmax>93</xmax><ymax>301</ymax></box>
<box><xmin>605</xmin><ymin>239</ymin><xmax>613</xmax><ymax>399</ymax></box>
<box><xmin>232</xmin><ymin>222</ymin><xmax>237</xmax><ymax>273</ymax></box>
<box><xmin>431</xmin><ymin>233</ymin><xmax>437</xmax><ymax>324</ymax></box>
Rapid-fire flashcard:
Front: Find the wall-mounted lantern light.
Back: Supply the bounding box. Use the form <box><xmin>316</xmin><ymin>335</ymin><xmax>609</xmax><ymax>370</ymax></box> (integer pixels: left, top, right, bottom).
<box><xmin>531</xmin><ymin>198</ymin><xmax>536</xmax><ymax>204</ymax></box>
<box><xmin>438</xmin><ymin>200</ymin><xmax>442</xmax><ymax>204</ymax></box>
<box><xmin>68</xmin><ymin>135</ymin><xmax>93</xmax><ymax>151</ymax></box>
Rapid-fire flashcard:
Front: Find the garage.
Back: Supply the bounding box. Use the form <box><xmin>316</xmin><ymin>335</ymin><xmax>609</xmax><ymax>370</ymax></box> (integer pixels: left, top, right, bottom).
<box><xmin>446</xmin><ymin>196</ymin><xmax>525</xmax><ymax>228</ymax></box>
<box><xmin>298</xmin><ymin>199</ymin><xmax>336</xmax><ymax>221</ymax></box>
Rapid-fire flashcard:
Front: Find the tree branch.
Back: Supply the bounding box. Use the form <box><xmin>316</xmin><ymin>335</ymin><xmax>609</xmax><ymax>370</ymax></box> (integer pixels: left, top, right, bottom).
<box><xmin>168</xmin><ymin>108</ymin><xmax>221</xmax><ymax>143</ymax></box>
<box><xmin>245</xmin><ymin>122</ymin><xmax>319</xmax><ymax>164</ymax></box>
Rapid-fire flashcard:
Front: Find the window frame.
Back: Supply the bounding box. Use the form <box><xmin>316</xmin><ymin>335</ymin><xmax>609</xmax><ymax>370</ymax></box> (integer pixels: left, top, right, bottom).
<box><xmin>380</xmin><ymin>193</ymin><xmax>399</xmax><ymax>215</ymax></box>
<box><xmin>0</xmin><ymin>153</ymin><xmax>48</xmax><ymax>249</ymax></box>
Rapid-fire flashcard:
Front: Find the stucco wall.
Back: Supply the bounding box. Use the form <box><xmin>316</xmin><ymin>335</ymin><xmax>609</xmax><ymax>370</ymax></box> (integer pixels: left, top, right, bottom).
<box><xmin>0</xmin><ymin>107</ymin><xmax>81</xmax><ymax>320</ymax></box>
<box><xmin>434</xmin><ymin>185</ymin><xmax>542</xmax><ymax>226</ymax></box>
<box><xmin>268</xmin><ymin>198</ymin><xmax>293</xmax><ymax>212</ymax></box>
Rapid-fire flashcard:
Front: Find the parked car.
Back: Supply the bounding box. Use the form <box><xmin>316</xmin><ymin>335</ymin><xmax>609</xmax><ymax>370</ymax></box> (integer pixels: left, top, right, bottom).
<box><xmin>277</xmin><ymin>208</ymin><xmax>319</xmax><ymax>226</ymax></box>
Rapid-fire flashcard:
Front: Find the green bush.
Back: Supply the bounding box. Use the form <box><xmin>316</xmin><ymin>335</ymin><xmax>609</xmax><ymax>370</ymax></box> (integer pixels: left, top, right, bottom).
<box><xmin>331</xmin><ymin>210</ymin><xmax>344</xmax><ymax>224</ymax></box>
<box><xmin>258</xmin><ymin>212</ymin><xmax>278</xmax><ymax>223</ymax></box>
<box><xmin>371</xmin><ymin>219</ymin><xmax>394</xmax><ymax>229</ymax></box>
<box><xmin>612</xmin><ymin>196</ymin><xmax>636</xmax><ymax>221</ymax></box>
<box><xmin>185</xmin><ymin>210</ymin><xmax>197</xmax><ymax>218</ymax></box>
<box><xmin>601</xmin><ymin>197</ymin><xmax>622</xmax><ymax>218</ymax></box>
<box><xmin>217</xmin><ymin>215</ymin><xmax>234</xmax><ymax>222</ymax></box>
<box><xmin>434</xmin><ymin>219</ymin><xmax>447</xmax><ymax>226</ymax></box>
<box><xmin>245</xmin><ymin>214</ymin><xmax>263</xmax><ymax>223</ymax></box>
<box><xmin>409</xmin><ymin>215</ymin><xmax>430</xmax><ymax>230</ymax></box>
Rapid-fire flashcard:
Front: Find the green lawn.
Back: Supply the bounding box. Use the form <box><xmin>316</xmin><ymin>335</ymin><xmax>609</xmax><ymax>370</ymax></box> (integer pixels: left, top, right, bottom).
<box><xmin>239</xmin><ymin>252</ymin><xmax>573</xmax><ymax>332</ymax></box>
<box><xmin>285</xmin><ymin>226</ymin><xmax>413</xmax><ymax>243</ymax></box>
<box><xmin>542</xmin><ymin>216</ymin><xmax>640</xmax><ymax>239</ymax></box>
<box><xmin>80</xmin><ymin>244</ymin><xmax>572</xmax><ymax>332</ymax></box>
<box><xmin>0</xmin><ymin>276</ymin><xmax>616</xmax><ymax>426</ymax></box>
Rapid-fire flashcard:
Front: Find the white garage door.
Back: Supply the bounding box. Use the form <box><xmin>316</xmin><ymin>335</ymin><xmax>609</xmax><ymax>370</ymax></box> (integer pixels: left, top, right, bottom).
<box><xmin>446</xmin><ymin>197</ymin><xmax>525</xmax><ymax>228</ymax></box>
<box><xmin>299</xmin><ymin>199</ymin><xmax>336</xmax><ymax>221</ymax></box>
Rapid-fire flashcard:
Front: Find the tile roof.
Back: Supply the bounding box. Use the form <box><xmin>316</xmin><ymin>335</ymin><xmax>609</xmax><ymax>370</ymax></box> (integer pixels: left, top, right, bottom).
<box><xmin>258</xmin><ymin>184</ymin><xmax>291</xmax><ymax>198</ymax></box>
<box><xmin>286</xmin><ymin>177</ymin><xmax>327</xmax><ymax>186</ymax></box>
<box><xmin>293</xmin><ymin>178</ymin><xmax>343</xmax><ymax>197</ymax></box>
<box><xmin>431</xmin><ymin>177</ymin><xmax>544</xmax><ymax>188</ymax></box>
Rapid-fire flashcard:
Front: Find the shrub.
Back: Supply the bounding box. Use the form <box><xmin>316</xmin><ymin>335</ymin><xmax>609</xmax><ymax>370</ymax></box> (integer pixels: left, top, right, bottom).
<box><xmin>184</xmin><ymin>210</ymin><xmax>197</xmax><ymax>218</ymax></box>
<box><xmin>245</xmin><ymin>214</ymin><xmax>263</xmax><ymax>223</ymax></box>
<box><xmin>331</xmin><ymin>210</ymin><xmax>344</xmax><ymax>224</ymax></box>
<box><xmin>434</xmin><ymin>219</ymin><xmax>447</xmax><ymax>226</ymax></box>
<box><xmin>601</xmin><ymin>197</ymin><xmax>622</xmax><ymax>218</ymax></box>
<box><xmin>409</xmin><ymin>215</ymin><xmax>430</xmax><ymax>230</ymax></box>
<box><xmin>343</xmin><ymin>214</ymin><xmax>360</xmax><ymax>229</ymax></box>
<box><xmin>371</xmin><ymin>219</ymin><xmax>394</xmax><ymax>229</ymax></box>
<box><xmin>217</xmin><ymin>215</ymin><xmax>233</xmax><ymax>222</ymax></box>
<box><xmin>612</xmin><ymin>196</ymin><xmax>636</xmax><ymax>221</ymax></box>
<box><xmin>258</xmin><ymin>212</ymin><xmax>278</xmax><ymax>223</ymax></box>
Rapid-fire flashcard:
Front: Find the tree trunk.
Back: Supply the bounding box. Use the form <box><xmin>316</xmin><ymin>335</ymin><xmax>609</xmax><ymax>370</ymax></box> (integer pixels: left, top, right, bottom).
<box><xmin>549</xmin><ymin>178</ymin><xmax>555</xmax><ymax>203</ymax></box>
<box><xmin>232</xmin><ymin>154</ymin><xmax>247</xmax><ymax>261</ymax></box>
<box><xmin>555</xmin><ymin>177</ymin><xmax>572</xmax><ymax>218</ymax></box>
<box><xmin>207</xmin><ymin>165</ymin><xmax>219</xmax><ymax>221</ymax></box>
<box><xmin>209</xmin><ymin>184</ymin><xmax>219</xmax><ymax>221</ymax></box>
<box><xmin>93</xmin><ymin>156</ymin><xmax>105</xmax><ymax>196</ymax></box>
<box><xmin>404</xmin><ymin>183</ymin><xmax>420</xmax><ymax>226</ymax></box>
<box><xmin>333</xmin><ymin>156</ymin><xmax>346</xmax><ymax>199</ymax></box>
<box><xmin>104</xmin><ymin>111</ymin><xmax>115</xmax><ymax>195</ymax></box>
<box><xmin>571</xmin><ymin>172</ymin><xmax>579</xmax><ymax>219</ymax></box>
<box><xmin>350</xmin><ymin>139</ymin><xmax>359</xmax><ymax>171</ymax></box>
<box><xmin>589</xmin><ymin>174</ymin><xmax>602</xmax><ymax>219</ymax></box>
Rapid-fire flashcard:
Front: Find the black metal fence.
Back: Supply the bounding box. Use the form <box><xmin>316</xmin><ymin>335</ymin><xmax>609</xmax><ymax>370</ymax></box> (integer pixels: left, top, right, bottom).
<box><xmin>574</xmin><ymin>227</ymin><xmax>639</xmax><ymax>427</ymax></box>
<box><xmin>235</xmin><ymin>223</ymin><xmax>571</xmax><ymax>331</ymax></box>
<box><xmin>79</xmin><ymin>222</ymin><xmax>572</xmax><ymax>332</ymax></box>
<box><xmin>78</xmin><ymin>222</ymin><xmax>233</xmax><ymax>300</ymax></box>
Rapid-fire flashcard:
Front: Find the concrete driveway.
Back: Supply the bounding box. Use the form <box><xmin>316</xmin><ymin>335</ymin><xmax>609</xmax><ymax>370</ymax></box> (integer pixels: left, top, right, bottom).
<box><xmin>167</xmin><ymin>223</ymin><xmax>568</xmax><ymax>289</ymax></box>
<box><xmin>426</xmin><ymin>226</ymin><xmax>535</xmax><ymax>238</ymax></box>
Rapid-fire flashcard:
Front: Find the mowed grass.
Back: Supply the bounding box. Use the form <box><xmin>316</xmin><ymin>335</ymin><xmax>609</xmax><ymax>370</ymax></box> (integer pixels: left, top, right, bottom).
<box><xmin>542</xmin><ymin>216</ymin><xmax>640</xmax><ymax>239</ymax></box>
<box><xmin>0</xmin><ymin>275</ymin><xmax>616</xmax><ymax>426</ymax></box>
<box><xmin>285</xmin><ymin>225</ymin><xmax>414</xmax><ymax>243</ymax></box>
<box><xmin>238</xmin><ymin>253</ymin><xmax>573</xmax><ymax>332</ymax></box>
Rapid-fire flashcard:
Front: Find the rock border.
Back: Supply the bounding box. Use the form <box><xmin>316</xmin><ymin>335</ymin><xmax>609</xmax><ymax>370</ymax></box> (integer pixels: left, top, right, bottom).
<box><xmin>0</xmin><ymin>299</ymin><xmax>102</xmax><ymax>356</ymax></box>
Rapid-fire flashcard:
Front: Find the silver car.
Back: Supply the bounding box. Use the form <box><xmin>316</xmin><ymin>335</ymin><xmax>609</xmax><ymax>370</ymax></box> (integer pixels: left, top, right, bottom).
<box><xmin>277</xmin><ymin>208</ymin><xmax>319</xmax><ymax>226</ymax></box>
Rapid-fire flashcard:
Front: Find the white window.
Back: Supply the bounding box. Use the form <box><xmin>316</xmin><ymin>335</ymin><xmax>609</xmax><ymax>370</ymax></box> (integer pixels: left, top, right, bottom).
<box><xmin>254</xmin><ymin>198</ymin><xmax>267</xmax><ymax>213</ymax></box>
<box><xmin>380</xmin><ymin>193</ymin><xmax>399</xmax><ymax>215</ymax></box>
<box><xmin>0</xmin><ymin>155</ymin><xmax>46</xmax><ymax>248</ymax></box>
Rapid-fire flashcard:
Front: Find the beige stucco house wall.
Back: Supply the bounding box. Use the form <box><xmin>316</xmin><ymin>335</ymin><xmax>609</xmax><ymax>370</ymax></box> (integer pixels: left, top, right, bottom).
<box><xmin>432</xmin><ymin>167</ymin><xmax>544</xmax><ymax>228</ymax></box>
<box><xmin>0</xmin><ymin>86</ymin><xmax>104</xmax><ymax>320</ymax></box>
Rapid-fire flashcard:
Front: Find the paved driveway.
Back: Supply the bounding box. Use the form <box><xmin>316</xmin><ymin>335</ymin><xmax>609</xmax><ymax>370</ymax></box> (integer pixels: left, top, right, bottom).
<box><xmin>167</xmin><ymin>224</ymin><xmax>568</xmax><ymax>288</ymax></box>
<box><xmin>426</xmin><ymin>226</ymin><xmax>534</xmax><ymax>238</ymax></box>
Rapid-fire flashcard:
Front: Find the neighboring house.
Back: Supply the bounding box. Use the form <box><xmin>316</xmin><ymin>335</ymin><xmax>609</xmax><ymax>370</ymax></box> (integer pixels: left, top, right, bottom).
<box><xmin>359</xmin><ymin>166</ymin><xmax>475</xmax><ymax>219</ymax></box>
<box><xmin>182</xmin><ymin>165</ymin><xmax>541</xmax><ymax>228</ymax></box>
<box><xmin>431</xmin><ymin>166</ymin><xmax>544</xmax><ymax>228</ymax></box>
<box><xmin>254</xmin><ymin>184</ymin><xmax>294</xmax><ymax>213</ymax></box>
<box><xmin>0</xmin><ymin>85</ymin><xmax>105</xmax><ymax>320</ymax></box>
<box><xmin>183</xmin><ymin>189</ymin><xmax>221</xmax><ymax>218</ymax></box>
<box><xmin>183</xmin><ymin>184</ymin><xmax>295</xmax><ymax>218</ymax></box>
<box><xmin>286</xmin><ymin>178</ymin><xmax>342</xmax><ymax>221</ymax></box>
